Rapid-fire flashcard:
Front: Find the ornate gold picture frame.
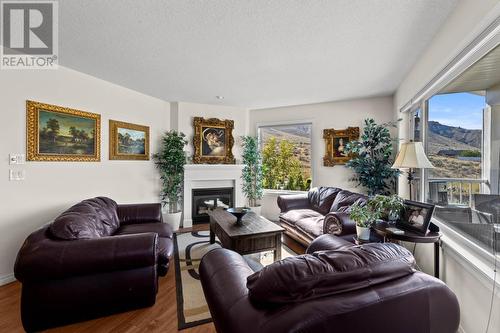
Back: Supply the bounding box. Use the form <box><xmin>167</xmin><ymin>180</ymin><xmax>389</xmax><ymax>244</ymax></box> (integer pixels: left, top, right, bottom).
<box><xmin>27</xmin><ymin>100</ymin><xmax>101</xmax><ymax>162</ymax></box>
<box><xmin>109</xmin><ymin>120</ymin><xmax>150</xmax><ymax>160</ymax></box>
<box><xmin>192</xmin><ymin>117</ymin><xmax>235</xmax><ymax>164</ymax></box>
<box><xmin>323</xmin><ymin>127</ymin><xmax>359</xmax><ymax>166</ymax></box>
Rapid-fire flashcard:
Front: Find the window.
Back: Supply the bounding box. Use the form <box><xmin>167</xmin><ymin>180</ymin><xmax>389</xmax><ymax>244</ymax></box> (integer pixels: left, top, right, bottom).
<box><xmin>427</xmin><ymin>92</ymin><xmax>485</xmax><ymax>207</ymax></box>
<box><xmin>257</xmin><ymin>123</ymin><xmax>312</xmax><ymax>191</ymax></box>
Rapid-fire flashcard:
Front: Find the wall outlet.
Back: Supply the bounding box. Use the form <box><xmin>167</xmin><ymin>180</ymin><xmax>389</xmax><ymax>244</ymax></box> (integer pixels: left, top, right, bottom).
<box><xmin>9</xmin><ymin>169</ymin><xmax>25</xmax><ymax>181</ymax></box>
<box><xmin>9</xmin><ymin>154</ymin><xmax>25</xmax><ymax>165</ymax></box>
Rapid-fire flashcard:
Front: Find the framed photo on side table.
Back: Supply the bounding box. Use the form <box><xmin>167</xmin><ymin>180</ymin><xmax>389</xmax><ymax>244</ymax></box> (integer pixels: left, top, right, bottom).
<box><xmin>397</xmin><ymin>200</ymin><xmax>435</xmax><ymax>235</ymax></box>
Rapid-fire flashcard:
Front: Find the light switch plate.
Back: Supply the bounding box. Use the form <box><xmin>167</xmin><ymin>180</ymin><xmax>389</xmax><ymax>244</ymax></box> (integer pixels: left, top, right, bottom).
<box><xmin>9</xmin><ymin>169</ymin><xmax>25</xmax><ymax>181</ymax></box>
<box><xmin>9</xmin><ymin>153</ymin><xmax>25</xmax><ymax>165</ymax></box>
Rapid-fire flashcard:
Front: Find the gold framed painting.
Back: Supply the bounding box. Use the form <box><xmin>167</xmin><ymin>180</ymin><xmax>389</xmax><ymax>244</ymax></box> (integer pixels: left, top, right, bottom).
<box><xmin>109</xmin><ymin>120</ymin><xmax>150</xmax><ymax>160</ymax></box>
<box><xmin>192</xmin><ymin>117</ymin><xmax>235</xmax><ymax>164</ymax></box>
<box><xmin>26</xmin><ymin>100</ymin><xmax>101</xmax><ymax>162</ymax></box>
<box><xmin>323</xmin><ymin>127</ymin><xmax>359</xmax><ymax>166</ymax></box>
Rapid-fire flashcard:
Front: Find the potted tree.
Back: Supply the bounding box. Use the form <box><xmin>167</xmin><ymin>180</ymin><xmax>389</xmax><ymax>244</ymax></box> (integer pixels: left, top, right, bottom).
<box><xmin>345</xmin><ymin>118</ymin><xmax>400</xmax><ymax>195</ymax></box>
<box><xmin>370</xmin><ymin>194</ymin><xmax>405</xmax><ymax>224</ymax></box>
<box><xmin>153</xmin><ymin>130</ymin><xmax>188</xmax><ymax>231</ymax></box>
<box><xmin>349</xmin><ymin>202</ymin><xmax>381</xmax><ymax>240</ymax></box>
<box><xmin>241</xmin><ymin>136</ymin><xmax>264</xmax><ymax>215</ymax></box>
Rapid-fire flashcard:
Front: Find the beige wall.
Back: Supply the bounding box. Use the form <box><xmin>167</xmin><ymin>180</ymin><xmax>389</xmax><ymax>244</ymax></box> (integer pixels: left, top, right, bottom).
<box><xmin>249</xmin><ymin>96</ymin><xmax>395</xmax><ymax>221</ymax></box>
<box><xmin>0</xmin><ymin>67</ymin><xmax>170</xmax><ymax>283</ymax></box>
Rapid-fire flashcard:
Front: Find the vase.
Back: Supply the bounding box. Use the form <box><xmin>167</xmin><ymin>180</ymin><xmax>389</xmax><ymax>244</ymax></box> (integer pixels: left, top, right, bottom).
<box><xmin>249</xmin><ymin>205</ymin><xmax>262</xmax><ymax>216</ymax></box>
<box><xmin>163</xmin><ymin>211</ymin><xmax>182</xmax><ymax>231</ymax></box>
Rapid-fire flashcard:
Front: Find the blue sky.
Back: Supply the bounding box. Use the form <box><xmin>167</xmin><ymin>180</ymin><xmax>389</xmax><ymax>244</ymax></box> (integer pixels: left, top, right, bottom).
<box><xmin>428</xmin><ymin>92</ymin><xmax>485</xmax><ymax>129</ymax></box>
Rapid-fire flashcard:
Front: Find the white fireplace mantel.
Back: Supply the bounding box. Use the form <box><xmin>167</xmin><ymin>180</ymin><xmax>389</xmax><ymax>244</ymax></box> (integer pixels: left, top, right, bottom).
<box><xmin>182</xmin><ymin>164</ymin><xmax>245</xmax><ymax>227</ymax></box>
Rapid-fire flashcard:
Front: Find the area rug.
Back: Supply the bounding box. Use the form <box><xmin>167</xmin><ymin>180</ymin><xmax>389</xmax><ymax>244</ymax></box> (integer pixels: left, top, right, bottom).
<box><xmin>173</xmin><ymin>230</ymin><xmax>296</xmax><ymax>330</ymax></box>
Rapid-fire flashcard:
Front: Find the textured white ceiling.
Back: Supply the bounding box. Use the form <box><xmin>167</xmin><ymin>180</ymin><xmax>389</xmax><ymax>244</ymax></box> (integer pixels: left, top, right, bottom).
<box><xmin>59</xmin><ymin>0</ymin><xmax>458</xmax><ymax>109</ymax></box>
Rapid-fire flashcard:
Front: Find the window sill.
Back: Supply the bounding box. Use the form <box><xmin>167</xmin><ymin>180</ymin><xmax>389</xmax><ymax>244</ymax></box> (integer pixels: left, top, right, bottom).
<box><xmin>263</xmin><ymin>189</ymin><xmax>307</xmax><ymax>196</ymax></box>
<box><xmin>432</xmin><ymin>218</ymin><xmax>499</xmax><ymax>287</ymax></box>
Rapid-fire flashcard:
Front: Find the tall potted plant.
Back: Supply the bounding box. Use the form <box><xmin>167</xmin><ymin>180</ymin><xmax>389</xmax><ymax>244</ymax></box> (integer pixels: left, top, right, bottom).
<box><xmin>345</xmin><ymin>118</ymin><xmax>400</xmax><ymax>195</ymax></box>
<box><xmin>241</xmin><ymin>136</ymin><xmax>264</xmax><ymax>215</ymax></box>
<box><xmin>153</xmin><ymin>130</ymin><xmax>188</xmax><ymax>230</ymax></box>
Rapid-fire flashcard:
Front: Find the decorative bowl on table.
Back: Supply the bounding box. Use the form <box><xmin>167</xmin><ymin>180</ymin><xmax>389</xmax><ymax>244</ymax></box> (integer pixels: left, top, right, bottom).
<box><xmin>226</xmin><ymin>207</ymin><xmax>250</xmax><ymax>224</ymax></box>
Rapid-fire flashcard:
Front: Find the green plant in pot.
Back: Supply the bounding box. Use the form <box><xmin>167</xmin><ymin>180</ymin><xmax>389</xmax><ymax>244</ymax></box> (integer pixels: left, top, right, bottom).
<box><xmin>370</xmin><ymin>194</ymin><xmax>405</xmax><ymax>224</ymax></box>
<box><xmin>349</xmin><ymin>202</ymin><xmax>381</xmax><ymax>240</ymax></box>
<box><xmin>345</xmin><ymin>118</ymin><xmax>400</xmax><ymax>195</ymax></box>
<box><xmin>241</xmin><ymin>136</ymin><xmax>263</xmax><ymax>215</ymax></box>
<box><xmin>153</xmin><ymin>130</ymin><xmax>188</xmax><ymax>230</ymax></box>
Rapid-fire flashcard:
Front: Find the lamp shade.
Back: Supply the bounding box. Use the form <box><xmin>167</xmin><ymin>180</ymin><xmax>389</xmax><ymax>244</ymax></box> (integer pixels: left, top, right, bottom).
<box><xmin>392</xmin><ymin>142</ymin><xmax>434</xmax><ymax>169</ymax></box>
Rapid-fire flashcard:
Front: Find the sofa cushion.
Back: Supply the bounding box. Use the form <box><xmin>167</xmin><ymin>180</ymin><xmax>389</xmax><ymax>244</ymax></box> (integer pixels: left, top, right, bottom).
<box><xmin>50</xmin><ymin>197</ymin><xmax>119</xmax><ymax>240</ymax></box>
<box><xmin>307</xmin><ymin>187</ymin><xmax>342</xmax><ymax>214</ymax></box>
<box><xmin>280</xmin><ymin>209</ymin><xmax>323</xmax><ymax>226</ymax></box>
<box><xmin>295</xmin><ymin>215</ymin><xmax>325</xmax><ymax>238</ymax></box>
<box><xmin>114</xmin><ymin>223</ymin><xmax>173</xmax><ymax>239</ymax></box>
<box><xmin>330</xmin><ymin>190</ymin><xmax>367</xmax><ymax>213</ymax></box>
<box><xmin>247</xmin><ymin>243</ymin><xmax>415</xmax><ymax>304</ymax></box>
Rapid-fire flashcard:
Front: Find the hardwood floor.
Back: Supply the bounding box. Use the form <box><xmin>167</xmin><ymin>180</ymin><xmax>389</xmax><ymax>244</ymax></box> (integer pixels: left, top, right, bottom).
<box><xmin>0</xmin><ymin>223</ymin><xmax>304</xmax><ymax>333</ymax></box>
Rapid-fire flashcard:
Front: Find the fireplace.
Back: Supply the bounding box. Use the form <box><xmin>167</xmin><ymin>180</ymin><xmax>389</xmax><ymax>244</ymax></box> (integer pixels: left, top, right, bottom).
<box><xmin>192</xmin><ymin>187</ymin><xmax>234</xmax><ymax>224</ymax></box>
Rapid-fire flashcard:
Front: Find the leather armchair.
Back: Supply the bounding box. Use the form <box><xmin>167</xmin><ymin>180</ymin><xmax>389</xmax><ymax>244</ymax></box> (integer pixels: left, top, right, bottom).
<box><xmin>200</xmin><ymin>235</ymin><xmax>460</xmax><ymax>333</ymax></box>
<box><xmin>14</xmin><ymin>197</ymin><xmax>172</xmax><ymax>332</ymax></box>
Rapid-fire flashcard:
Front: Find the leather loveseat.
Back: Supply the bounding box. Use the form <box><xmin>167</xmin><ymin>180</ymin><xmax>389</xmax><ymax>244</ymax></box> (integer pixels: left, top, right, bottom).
<box><xmin>200</xmin><ymin>234</ymin><xmax>460</xmax><ymax>333</ymax></box>
<box><xmin>14</xmin><ymin>197</ymin><xmax>173</xmax><ymax>332</ymax></box>
<box><xmin>278</xmin><ymin>186</ymin><xmax>367</xmax><ymax>245</ymax></box>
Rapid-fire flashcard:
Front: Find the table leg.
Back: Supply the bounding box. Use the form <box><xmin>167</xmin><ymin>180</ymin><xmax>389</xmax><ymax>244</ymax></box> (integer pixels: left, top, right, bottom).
<box><xmin>434</xmin><ymin>241</ymin><xmax>440</xmax><ymax>279</ymax></box>
<box><xmin>209</xmin><ymin>222</ymin><xmax>215</xmax><ymax>244</ymax></box>
<box><xmin>274</xmin><ymin>234</ymin><xmax>282</xmax><ymax>261</ymax></box>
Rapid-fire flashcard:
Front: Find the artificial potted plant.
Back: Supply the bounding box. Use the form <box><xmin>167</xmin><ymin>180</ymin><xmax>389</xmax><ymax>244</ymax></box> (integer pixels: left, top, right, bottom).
<box><xmin>345</xmin><ymin>118</ymin><xmax>400</xmax><ymax>195</ymax></box>
<box><xmin>349</xmin><ymin>202</ymin><xmax>381</xmax><ymax>240</ymax></box>
<box><xmin>153</xmin><ymin>130</ymin><xmax>188</xmax><ymax>230</ymax></box>
<box><xmin>370</xmin><ymin>194</ymin><xmax>405</xmax><ymax>224</ymax></box>
<box><xmin>241</xmin><ymin>136</ymin><xmax>264</xmax><ymax>215</ymax></box>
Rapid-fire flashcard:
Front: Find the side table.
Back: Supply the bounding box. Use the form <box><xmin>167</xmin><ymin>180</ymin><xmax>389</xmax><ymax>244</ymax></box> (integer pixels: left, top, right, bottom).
<box><xmin>372</xmin><ymin>222</ymin><xmax>442</xmax><ymax>278</ymax></box>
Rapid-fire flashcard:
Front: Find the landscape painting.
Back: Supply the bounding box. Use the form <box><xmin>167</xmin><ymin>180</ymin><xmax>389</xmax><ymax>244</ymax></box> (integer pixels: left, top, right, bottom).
<box><xmin>109</xmin><ymin>120</ymin><xmax>149</xmax><ymax>160</ymax></box>
<box><xmin>27</xmin><ymin>100</ymin><xmax>101</xmax><ymax>161</ymax></box>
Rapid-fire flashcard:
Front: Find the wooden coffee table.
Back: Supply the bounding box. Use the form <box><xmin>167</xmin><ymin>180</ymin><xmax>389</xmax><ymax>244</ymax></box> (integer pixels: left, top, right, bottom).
<box><xmin>209</xmin><ymin>209</ymin><xmax>285</xmax><ymax>260</ymax></box>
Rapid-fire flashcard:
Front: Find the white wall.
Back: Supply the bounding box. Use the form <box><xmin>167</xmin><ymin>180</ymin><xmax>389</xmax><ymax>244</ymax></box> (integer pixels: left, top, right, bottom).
<box><xmin>172</xmin><ymin>102</ymin><xmax>249</xmax><ymax>163</ymax></box>
<box><xmin>249</xmin><ymin>96</ymin><xmax>395</xmax><ymax>221</ymax></box>
<box><xmin>394</xmin><ymin>2</ymin><xmax>500</xmax><ymax>332</ymax></box>
<box><xmin>0</xmin><ymin>67</ymin><xmax>170</xmax><ymax>284</ymax></box>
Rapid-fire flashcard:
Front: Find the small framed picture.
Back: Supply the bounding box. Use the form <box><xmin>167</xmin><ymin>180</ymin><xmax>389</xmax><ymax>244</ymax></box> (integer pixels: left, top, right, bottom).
<box><xmin>397</xmin><ymin>200</ymin><xmax>435</xmax><ymax>235</ymax></box>
<box><xmin>323</xmin><ymin>127</ymin><xmax>359</xmax><ymax>166</ymax></box>
<box><xmin>109</xmin><ymin>120</ymin><xmax>150</xmax><ymax>160</ymax></box>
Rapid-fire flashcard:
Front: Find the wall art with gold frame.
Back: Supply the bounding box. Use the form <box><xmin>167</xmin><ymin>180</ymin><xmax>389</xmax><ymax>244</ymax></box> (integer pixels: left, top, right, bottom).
<box><xmin>192</xmin><ymin>117</ymin><xmax>235</xmax><ymax>164</ymax></box>
<box><xmin>26</xmin><ymin>100</ymin><xmax>101</xmax><ymax>161</ymax></box>
<box><xmin>109</xmin><ymin>120</ymin><xmax>150</xmax><ymax>160</ymax></box>
<box><xmin>323</xmin><ymin>127</ymin><xmax>359</xmax><ymax>166</ymax></box>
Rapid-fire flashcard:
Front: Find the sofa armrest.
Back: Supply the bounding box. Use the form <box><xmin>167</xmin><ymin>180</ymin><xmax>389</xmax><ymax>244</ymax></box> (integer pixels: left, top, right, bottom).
<box><xmin>323</xmin><ymin>212</ymin><xmax>356</xmax><ymax>237</ymax></box>
<box><xmin>15</xmin><ymin>233</ymin><xmax>158</xmax><ymax>282</ymax></box>
<box><xmin>277</xmin><ymin>193</ymin><xmax>309</xmax><ymax>213</ymax></box>
<box><xmin>117</xmin><ymin>203</ymin><xmax>163</xmax><ymax>225</ymax></box>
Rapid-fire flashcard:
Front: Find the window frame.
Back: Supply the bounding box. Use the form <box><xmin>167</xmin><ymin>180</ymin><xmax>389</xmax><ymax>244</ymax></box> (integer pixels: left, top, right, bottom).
<box><xmin>256</xmin><ymin>119</ymin><xmax>314</xmax><ymax>192</ymax></box>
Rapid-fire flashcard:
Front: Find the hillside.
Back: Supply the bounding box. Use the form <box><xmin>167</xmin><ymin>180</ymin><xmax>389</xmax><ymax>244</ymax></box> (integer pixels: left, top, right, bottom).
<box><xmin>428</xmin><ymin>121</ymin><xmax>481</xmax><ymax>149</ymax></box>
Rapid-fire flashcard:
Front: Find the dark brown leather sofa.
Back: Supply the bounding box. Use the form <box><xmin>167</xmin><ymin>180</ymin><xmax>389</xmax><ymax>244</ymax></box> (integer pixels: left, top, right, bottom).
<box><xmin>200</xmin><ymin>234</ymin><xmax>460</xmax><ymax>333</ymax></box>
<box><xmin>14</xmin><ymin>197</ymin><xmax>173</xmax><ymax>332</ymax></box>
<box><xmin>278</xmin><ymin>187</ymin><xmax>367</xmax><ymax>245</ymax></box>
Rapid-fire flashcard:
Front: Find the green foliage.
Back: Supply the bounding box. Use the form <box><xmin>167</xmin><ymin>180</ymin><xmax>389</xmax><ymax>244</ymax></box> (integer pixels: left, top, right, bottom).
<box><xmin>241</xmin><ymin>136</ymin><xmax>263</xmax><ymax>207</ymax></box>
<box><xmin>261</xmin><ymin>138</ymin><xmax>309</xmax><ymax>191</ymax></box>
<box><xmin>459</xmin><ymin>150</ymin><xmax>481</xmax><ymax>157</ymax></box>
<box><xmin>349</xmin><ymin>202</ymin><xmax>381</xmax><ymax>228</ymax></box>
<box><xmin>345</xmin><ymin>118</ymin><xmax>400</xmax><ymax>195</ymax></box>
<box><xmin>152</xmin><ymin>130</ymin><xmax>188</xmax><ymax>213</ymax></box>
<box><xmin>369</xmin><ymin>194</ymin><xmax>404</xmax><ymax>220</ymax></box>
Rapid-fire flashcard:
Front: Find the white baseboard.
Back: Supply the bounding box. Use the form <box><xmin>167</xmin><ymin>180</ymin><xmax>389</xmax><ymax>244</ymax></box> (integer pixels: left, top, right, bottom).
<box><xmin>0</xmin><ymin>273</ymin><xmax>15</xmax><ymax>286</ymax></box>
